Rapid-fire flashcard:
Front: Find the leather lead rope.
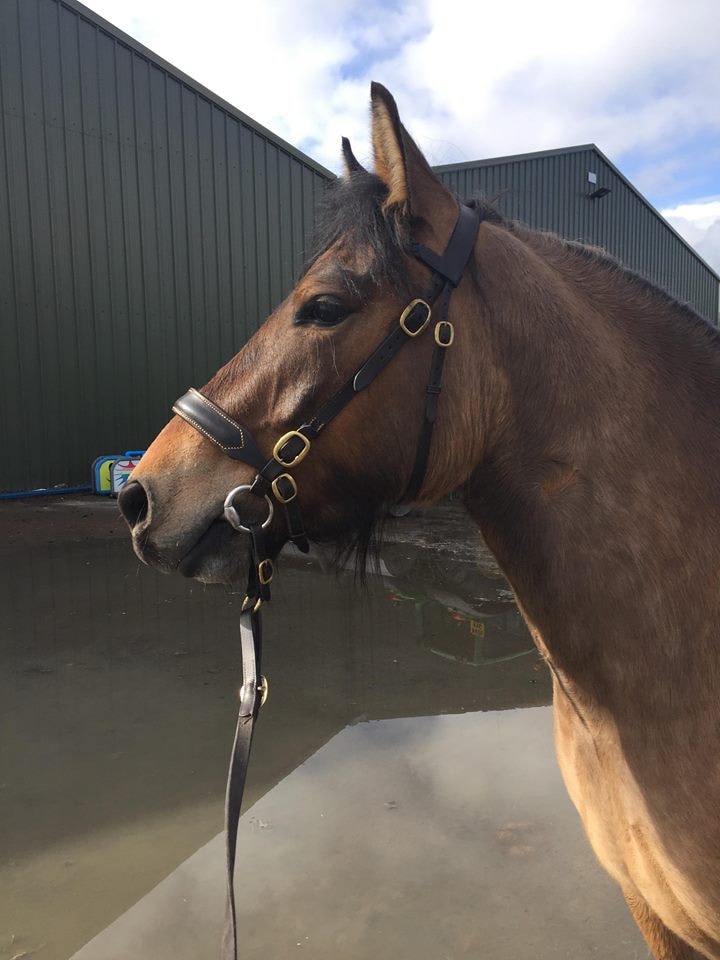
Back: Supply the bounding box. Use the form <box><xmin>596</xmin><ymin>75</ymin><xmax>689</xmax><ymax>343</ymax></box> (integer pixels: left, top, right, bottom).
<box><xmin>221</xmin><ymin>542</ymin><xmax>268</xmax><ymax>960</ymax></box>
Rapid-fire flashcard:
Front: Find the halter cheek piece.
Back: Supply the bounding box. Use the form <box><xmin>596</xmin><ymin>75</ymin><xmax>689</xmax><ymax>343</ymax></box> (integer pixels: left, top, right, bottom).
<box><xmin>171</xmin><ymin>202</ymin><xmax>481</xmax><ymax>960</ymax></box>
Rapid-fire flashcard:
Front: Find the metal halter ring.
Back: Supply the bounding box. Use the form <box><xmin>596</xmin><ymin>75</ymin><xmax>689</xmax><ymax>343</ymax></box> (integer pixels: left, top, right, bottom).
<box><xmin>223</xmin><ymin>484</ymin><xmax>274</xmax><ymax>533</ymax></box>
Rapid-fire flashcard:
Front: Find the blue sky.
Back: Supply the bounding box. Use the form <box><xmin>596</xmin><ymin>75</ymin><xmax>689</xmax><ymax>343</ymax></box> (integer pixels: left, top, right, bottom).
<box><xmin>623</xmin><ymin>133</ymin><xmax>720</xmax><ymax>210</ymax></box>
<box><xmin>84</xmin><ymin>0</ymin><xmax>720</xmax><ymax>273</ymax></box>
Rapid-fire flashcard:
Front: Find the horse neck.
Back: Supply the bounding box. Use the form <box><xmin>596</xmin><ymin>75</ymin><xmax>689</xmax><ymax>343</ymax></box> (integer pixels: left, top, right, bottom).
<box><xmin>464</xmin><ymin>222</ymin><xmax>720</xmax><ymax>707</ymax></box>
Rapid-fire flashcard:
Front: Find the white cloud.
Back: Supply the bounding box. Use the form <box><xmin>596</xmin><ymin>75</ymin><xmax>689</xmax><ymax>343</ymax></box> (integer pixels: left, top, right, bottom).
<box><xmin>662</xmin><ymin>200</ymin><xmax>720</xmax><ymax>231</ymax></box>
<box><xmin>81</xmin><ymin>0</ymin><xmax>720</xmax><ymax>175</ymax></box>
<box><xmin>82</xmin><ymin>0</ymin><xmax>411</xmax><ymax>170</ymax></box>
<box><xmin>661</xmin><ymin>199</ymin><xmax>720</xmax><ymax>274</ymax></box>
<box><xmin>83</xmin><ymin>0</ymin><xmax>719</xmax><ymax>229</ymax></box>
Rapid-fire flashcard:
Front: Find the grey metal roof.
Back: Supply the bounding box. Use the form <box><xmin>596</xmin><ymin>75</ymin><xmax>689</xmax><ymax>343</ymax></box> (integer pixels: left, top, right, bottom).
<box><xmin>436</xmin><ymin>144</ymin><xmax>719</xmax><ymax>283</ymax></box>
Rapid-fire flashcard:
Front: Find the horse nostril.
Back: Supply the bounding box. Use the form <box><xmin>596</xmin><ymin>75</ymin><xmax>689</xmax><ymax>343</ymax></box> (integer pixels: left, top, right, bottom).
<box><xmin>118</xmin><ymin>479</ymin><xmax>150</xmax><ymax>532</ymax></box>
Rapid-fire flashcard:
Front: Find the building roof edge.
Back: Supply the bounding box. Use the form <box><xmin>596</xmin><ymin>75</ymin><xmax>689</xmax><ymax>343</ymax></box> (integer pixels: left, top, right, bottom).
<box><xmin>435</xmin><ymin>144</ymin><xmax>719</xmax><ymax>282</ymax></box>
<box><xmin>58</xmin><ymin>0</ymin><xmax>336</xmax><ymax>181</ymax></box>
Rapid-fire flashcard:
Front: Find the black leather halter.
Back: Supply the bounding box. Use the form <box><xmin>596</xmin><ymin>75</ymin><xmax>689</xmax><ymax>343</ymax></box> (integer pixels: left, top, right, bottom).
<box><xmin>172</xmin><ymin>202</ymin><xmax>481</xmax><ymax>959</ymax></box>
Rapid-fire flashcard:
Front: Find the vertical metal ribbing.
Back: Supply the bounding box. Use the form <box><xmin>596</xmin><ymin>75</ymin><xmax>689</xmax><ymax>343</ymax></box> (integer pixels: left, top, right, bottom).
<box><xmin>437</xmin><ymin>146</ymin><xmax>718</xmax><ymax>325</ymax></box>
<box><xmin>0</xmin><ymin>0</ymin><xmax>333</xmax><ymax>491</ymax></box>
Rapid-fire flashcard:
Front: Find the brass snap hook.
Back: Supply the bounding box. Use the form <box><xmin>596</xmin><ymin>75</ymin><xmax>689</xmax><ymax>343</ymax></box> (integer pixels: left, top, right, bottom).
<box><xmin>241</xmin><ymin>594</ymin><xmax>263</xmax><ymax>613</ymax></box>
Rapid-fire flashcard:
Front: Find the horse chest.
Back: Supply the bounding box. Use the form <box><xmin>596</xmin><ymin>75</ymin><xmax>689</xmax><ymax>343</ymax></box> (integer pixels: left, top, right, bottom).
<box><xmin>552</xmin><ymin>691</ymin><xmax>633</xmax><ymax>883</ymax></box>
<box><xmin>552</xmin><ymin>682</ymin><xmax>720</xmax><ymax>956</ymax></box>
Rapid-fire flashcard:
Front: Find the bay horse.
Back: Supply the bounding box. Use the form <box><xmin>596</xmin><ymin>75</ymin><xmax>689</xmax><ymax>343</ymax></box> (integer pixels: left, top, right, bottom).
<box><xmin>119</xmin><ymin>83</ymin><xmax>720</xmax><ymax>959</ymax></box>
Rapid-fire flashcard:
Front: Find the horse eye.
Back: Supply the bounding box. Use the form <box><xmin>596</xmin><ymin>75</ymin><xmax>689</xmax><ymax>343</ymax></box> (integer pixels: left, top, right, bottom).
<box><xmin>295</xmin><ymin>297</ymin><xmax>349</xmax><ymax>327</ymax></box>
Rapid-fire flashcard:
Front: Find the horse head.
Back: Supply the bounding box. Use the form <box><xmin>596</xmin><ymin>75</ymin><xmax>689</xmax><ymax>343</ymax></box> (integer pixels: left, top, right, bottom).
<box><xmin>119</xmin><ymin>84</ymin><xmax>494</xmax><ymax>583</ymax></box>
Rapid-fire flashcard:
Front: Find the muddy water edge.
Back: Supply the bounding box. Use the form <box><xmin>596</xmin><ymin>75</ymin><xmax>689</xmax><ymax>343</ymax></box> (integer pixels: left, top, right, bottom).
<box><xmin>0</xmin><ymin>497</ymin><xmax>645</xmax><ymax>959</ymax></box>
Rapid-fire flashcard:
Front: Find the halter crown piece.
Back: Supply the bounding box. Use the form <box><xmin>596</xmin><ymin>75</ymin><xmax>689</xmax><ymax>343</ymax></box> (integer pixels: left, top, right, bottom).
<box><xmin>171</xmin><ymin>202</ymin><xmax>481</xmax><ymax>959</ymax></box>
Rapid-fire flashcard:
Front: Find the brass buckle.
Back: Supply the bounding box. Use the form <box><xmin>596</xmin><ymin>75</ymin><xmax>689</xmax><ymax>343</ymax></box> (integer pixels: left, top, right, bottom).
<box><xmin>273</xmin><ymin>431</ymin><xmax>310</xmax><ymax>467</ymax></box>
<box><xmin>241</xmin><ymin>594</ymin><xmax>263</xmax><ymax>613</ymax></box>
<box><xmin>399</xmin><ymin>299</ymin><xmax>431</xmax><ymax>337</ymax></box>
<box><xmin>271</xmin><ymin>472</ymin><xmax>298</xmax><ymax>504</ymax></box>
<box><xmin>435</xmin><ymin>320</ymin><xmax>454</xmax><ymax>347</ymax></box>
<box><xmin>258</xmin><ymin>559</ymin><xmax>274</xmax><ymax>585</ymax></box>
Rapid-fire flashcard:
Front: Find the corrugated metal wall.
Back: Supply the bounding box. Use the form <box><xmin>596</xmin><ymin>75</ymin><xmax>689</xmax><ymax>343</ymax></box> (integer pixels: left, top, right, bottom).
<box><xmin>0</xmin><ymin>0</ymin><xmax>332</xmax><ymax>491</ymax></box>
<box><xmin>436</xmin><ymin>147</ymin><xmax>719</xmax><ymax>324</ymax></box>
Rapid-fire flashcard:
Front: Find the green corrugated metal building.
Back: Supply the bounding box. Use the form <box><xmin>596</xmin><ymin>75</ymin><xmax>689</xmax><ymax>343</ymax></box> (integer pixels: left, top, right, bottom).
<box><xmin>435</xmin><ymin>147</ymin><xmax>719</xmax><ymax>324</ymax></box>
<box><xmin>2</xmin><ymin>0</ymin><xmax>718</xmax><ymax>492</ymax></box>
<box><xmin>0</xmin><ymin>0</ymin><xmax>332</xmax><ymax>491</ymax></box>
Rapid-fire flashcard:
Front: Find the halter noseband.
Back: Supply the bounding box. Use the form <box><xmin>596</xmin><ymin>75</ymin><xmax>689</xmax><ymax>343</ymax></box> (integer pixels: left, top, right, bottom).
<box><xmin>170</xmin><ymin>202</ymin><xmax>480</xmax><ymax>960</ymax></box>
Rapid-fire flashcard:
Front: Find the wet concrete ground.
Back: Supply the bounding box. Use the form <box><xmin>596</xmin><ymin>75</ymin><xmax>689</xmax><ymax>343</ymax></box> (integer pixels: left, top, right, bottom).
<box><xmin>0</xmin><ymin>497</ymin><xmax>647</xmax><ymax>959</ymax></box>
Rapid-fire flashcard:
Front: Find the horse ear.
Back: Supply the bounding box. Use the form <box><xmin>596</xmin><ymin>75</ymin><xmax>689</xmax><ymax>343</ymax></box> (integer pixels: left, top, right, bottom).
<box><xmin>341</xmin><ymin>137</ymin><xmax>365</xmax><ymax>178</ymax></box>
<box><xmin>370</xmin><ymin>81</ymin><xmax>450</xmax><ymax>220</ymax></box>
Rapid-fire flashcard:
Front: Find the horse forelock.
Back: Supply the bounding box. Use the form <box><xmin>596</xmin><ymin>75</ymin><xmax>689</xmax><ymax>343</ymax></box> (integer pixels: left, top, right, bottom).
<box><xmin>303</xmin><ymin>171</ymin><xmax>414</xmax><ymax>297</ymax></box>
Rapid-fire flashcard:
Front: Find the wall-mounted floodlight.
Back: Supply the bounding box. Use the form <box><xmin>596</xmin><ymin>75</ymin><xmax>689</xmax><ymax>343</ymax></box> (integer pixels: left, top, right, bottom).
<box><xmin>589</xmin><ymin>186</ymin><xmax>611</xmax><ymax>199</ymax></box>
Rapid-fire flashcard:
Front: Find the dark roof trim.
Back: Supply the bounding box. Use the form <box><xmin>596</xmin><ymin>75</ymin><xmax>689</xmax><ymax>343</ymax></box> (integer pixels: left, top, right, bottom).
<box><xmin>433</xmin><ymin>143</ymin><xmax>598</xmax><ymax>172</ymax></box>
<box><xmin>59</xmin><ymin>0</ymin><xmax>335</xmax><ymax>181</ymax></box>
<box><xmin>435</xmin><ymin>144</ymin><xmax>719</xmax><ymax>283</ymax></box>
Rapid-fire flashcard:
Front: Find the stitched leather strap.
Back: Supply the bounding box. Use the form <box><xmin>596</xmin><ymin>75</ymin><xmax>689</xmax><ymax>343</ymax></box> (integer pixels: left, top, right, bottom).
<box><xmin>173</xmin><ymin>388</ymin><xmax>267</xmax><ymax>471</ymax></box>
<box><xmin>401</xmin><ymin>284</ymin><xmax>453</xmax><ymax>504</ymax></box>
<box><xmin>283</xmin><ymin>499</ymin><xmax>310</xmax><ymax>553</ymax></box>
<box><xmin>397</xmin><ymin>207</ymin><xmax>479</xmax><ymax>504</ymax></box>
<box><xmin>408</xmin><ymin>204</ymin><xmax>480</xmax><ymax>287</ymax></box>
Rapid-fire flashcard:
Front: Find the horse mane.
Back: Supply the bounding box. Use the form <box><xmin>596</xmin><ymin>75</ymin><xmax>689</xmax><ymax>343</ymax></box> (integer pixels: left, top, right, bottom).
<box><xmin>309</xmin><ymin>177</ymin><xmax>715</xmax><ymax>341</ymax></box>
<box><xmin>465</xmin><ymin>197</ymin><xmax>720</xmax><ymax>348</ymax></box>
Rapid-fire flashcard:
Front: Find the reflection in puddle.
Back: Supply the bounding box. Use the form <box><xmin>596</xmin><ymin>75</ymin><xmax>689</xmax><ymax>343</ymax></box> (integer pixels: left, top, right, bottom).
<box><xmin>72</xmin><ymin>711</ymin><xmax>645</xmax><ymax>960</ymax></box>
<box><xmin>0</xmin><ymin>499</ymin><xmax>642</xmax><ymax>959</ymax></box>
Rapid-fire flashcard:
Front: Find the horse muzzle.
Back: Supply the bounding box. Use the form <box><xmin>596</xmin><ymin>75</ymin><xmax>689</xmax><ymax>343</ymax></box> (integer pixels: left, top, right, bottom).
<box><xmin>118</xmin><ymin>477</ymin><xmax>260</xmax><ymax>583</ymax></box>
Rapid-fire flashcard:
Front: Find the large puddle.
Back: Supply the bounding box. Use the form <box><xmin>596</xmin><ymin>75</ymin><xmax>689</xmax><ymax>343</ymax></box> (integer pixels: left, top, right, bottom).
<box><xmin>0</xmin><ymin>498</ymin><xmax>645</xmax><ymax>959</ymax></box>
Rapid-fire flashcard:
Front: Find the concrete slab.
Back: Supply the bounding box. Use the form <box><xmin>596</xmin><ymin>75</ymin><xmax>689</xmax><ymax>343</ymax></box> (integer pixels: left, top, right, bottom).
<box><xmin>71</xmin><ymin>708</ymin><xmax>645</xmax><ymax>960</ymax></box>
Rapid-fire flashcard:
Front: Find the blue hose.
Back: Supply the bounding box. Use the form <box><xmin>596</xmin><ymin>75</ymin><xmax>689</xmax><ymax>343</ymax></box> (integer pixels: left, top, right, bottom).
<box><xmin>0</xmin><ymin>485</ymin><xmax>93</xmax><ymax>501</ymax></box>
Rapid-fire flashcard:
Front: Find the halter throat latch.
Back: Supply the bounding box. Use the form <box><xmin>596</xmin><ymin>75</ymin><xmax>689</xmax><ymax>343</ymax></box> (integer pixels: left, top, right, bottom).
<box><xmin>408</xmin><ymin>203</ymin><xmax>481</xmax><ymax>286</ymax></box>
